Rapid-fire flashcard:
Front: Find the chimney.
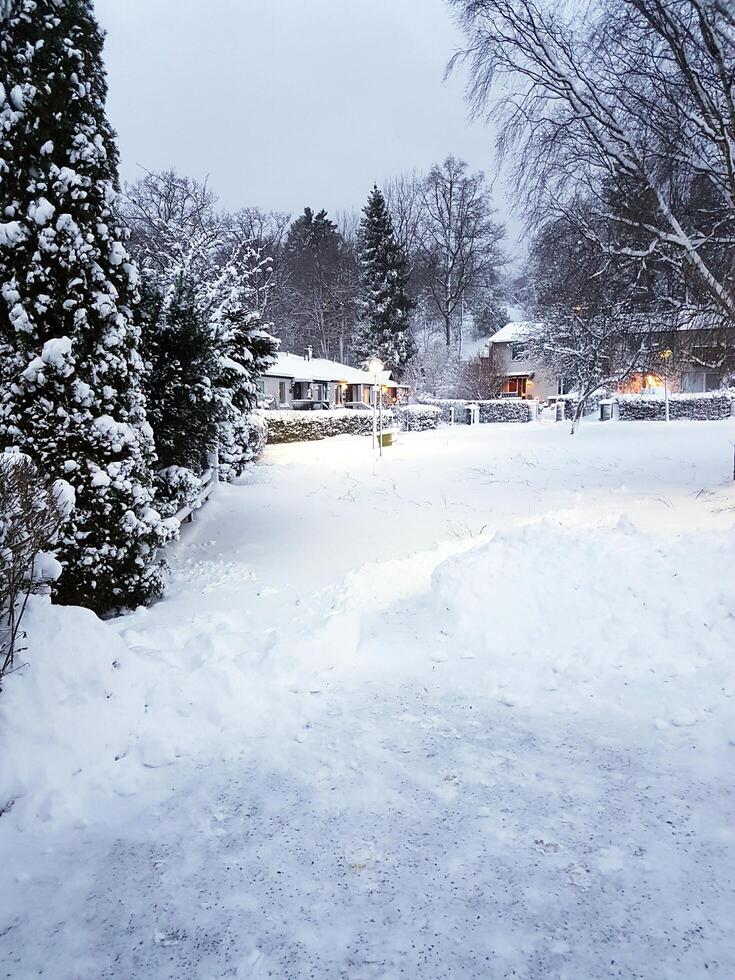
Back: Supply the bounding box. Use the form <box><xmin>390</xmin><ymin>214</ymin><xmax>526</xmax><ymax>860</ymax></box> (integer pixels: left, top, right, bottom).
<box><xmin>305</xmin><ymin>345</ymin><xmax>313</xmax><ymax>362</ymax></box>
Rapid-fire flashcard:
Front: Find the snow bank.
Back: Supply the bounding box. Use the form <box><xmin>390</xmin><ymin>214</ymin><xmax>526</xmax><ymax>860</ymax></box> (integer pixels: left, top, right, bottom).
<box><xmin>0</xmin><ymin>597</ymin><xmax>149</xmax><ymax>821</ymax></box>
<box><xmin>431</xmin><ymin>520</ymin><xmax>735</xmax><ymax>733</ymax></box>
<box><xmin>0</xmin><ymin>589</ymin><xmax>300</xmax><ymax>823</ymax></box>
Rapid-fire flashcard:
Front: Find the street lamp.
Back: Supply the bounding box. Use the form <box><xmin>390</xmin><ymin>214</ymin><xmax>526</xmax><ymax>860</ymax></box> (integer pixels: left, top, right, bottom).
<box><xmin>660</xmin><ymin>348</ymin><xmax>673</xmax><ymax>422</ymax></box>
<box><xmin>367</xmin><ymin>356</ymin><xmax>384</xmax><ymax>454</ymax></box>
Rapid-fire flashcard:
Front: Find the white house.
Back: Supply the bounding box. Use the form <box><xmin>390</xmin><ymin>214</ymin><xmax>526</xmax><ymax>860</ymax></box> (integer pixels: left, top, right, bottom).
<box><xmin>487</xmin><ymin>322</ymin><xmax>561</xmax><ymax>401</ymax></box>
<box><xmin>257</xmin><ymin>349</ymin><xmax>410</xmax><ymax>409</ymax></box>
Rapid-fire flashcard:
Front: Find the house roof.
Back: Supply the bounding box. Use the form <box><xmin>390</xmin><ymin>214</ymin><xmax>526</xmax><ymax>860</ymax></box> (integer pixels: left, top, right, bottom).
<box><xmin>263</xmin><ymin>352</ymin><xmax>394</xmax><ymax>386</ymax></box>
<box><xmin>489</xmin><ymin>321</ymin><xmax>540</xmax><ymax>345</ymax></box>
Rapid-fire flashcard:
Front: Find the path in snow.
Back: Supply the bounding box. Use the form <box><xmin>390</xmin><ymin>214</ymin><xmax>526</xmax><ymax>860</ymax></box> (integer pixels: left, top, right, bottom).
<box><xmin>2</xmin><ymin>420</ymin><xmax>735</xmax><ymax>979</ymax></box>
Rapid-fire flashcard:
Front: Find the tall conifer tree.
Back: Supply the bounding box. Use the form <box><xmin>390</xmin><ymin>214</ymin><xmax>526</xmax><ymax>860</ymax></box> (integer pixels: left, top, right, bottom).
<box><xmin>0</xmin><ymin>0</ymin><xmax>172</xmax><ymax>612</ymax></box>
<box><xmin>352</xmin><ymin>186</ymin><xmax>415</xmax><ymax>374</ymax></box>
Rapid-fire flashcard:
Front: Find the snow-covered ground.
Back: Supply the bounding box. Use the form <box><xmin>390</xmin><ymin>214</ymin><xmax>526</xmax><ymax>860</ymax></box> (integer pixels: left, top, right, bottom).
<box><xmin>2</xmin><ymin>419</ymin><xmax>735</xmax><ymax>979</ymax></box>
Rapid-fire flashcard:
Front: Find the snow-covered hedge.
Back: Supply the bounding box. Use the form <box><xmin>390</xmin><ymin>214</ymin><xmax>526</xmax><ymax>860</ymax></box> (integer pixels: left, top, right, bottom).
<box><xmin>263</xmin><ymin>409</ymin><xmax>395</xmax><ymax>444</ymax></box>
<box><xmin>417</xmin><ymin>397</ymin><xmax>537</xmax><ymax>423</ymax></box>
<box><xmin>218</xmin><ymin>411</ymin><xmax>268</xmax><ymax>481</ymax></box>
<box><xmin>395</xmin><ymin>404</ymin><xmax>441</xmax><ymax>431</ymax></box>
<box><xmin>616</xmin><ymin>391</ymin><xmax>734</xmax><ymax>421</ymax></box>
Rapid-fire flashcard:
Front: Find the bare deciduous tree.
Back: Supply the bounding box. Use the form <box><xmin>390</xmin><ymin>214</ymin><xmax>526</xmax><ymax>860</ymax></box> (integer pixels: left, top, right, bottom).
<box><xmin>1</xmin><ymin>455</ymin><xmax>73</xmax><ymax>685</ymax></box>
<box><xmin>449</xmin><ymin>0</ymin><xmax>735</xmax><ymax>325</ymax></box>
<box><xmin>418</xmin><ymin>155</ymin><xmax>506</xmax><ymax>348</ymax></box>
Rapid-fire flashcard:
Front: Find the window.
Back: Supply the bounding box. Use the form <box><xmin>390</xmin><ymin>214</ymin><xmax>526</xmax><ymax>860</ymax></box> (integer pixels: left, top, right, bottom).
<box><xmin>510</xmin><ymin>343</ymin><xmax>527</xmax><ymax>362</ymax></box>
<box><xmin>683</xmin><ymin>370</ymin><xmax>721</xmax><ymax>393</ymax></box>
<box><xmin>278</xmin><ymin>381</ymin><xmax>287</xmax><ymax>404</ymax></box>
<box><xmin>557</xmin><ymin>377</ymin><xmax>573</xmax><ymax>395</ymax></box>
<box><xmin>502</xmin><ymin>377</ymin><xmax>527</xmax><ymax>397</ymax></box>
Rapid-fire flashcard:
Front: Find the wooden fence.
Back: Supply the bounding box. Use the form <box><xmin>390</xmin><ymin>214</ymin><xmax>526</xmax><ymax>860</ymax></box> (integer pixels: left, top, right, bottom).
<box><xmin>172</xmin><ymin>450</ymin><xmax>220</xmax><ymax>525</ymax></box>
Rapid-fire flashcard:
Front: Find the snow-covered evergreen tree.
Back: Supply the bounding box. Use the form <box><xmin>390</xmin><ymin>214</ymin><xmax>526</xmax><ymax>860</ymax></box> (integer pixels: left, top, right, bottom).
<box><xmin>123</xmin><ymin>171</ymin><xmax>277</xmax><ymax>496</ymax></box>
<box><xmin>0</xmin><ymin>0</ymin><xmax>173</xmax><ymax>612</ymax></box>
<box><xmin>212</xmin><ymin>242</ymin><xmax>278</xmax><ymax>481</ymax></box>
<box><xmin>352</xmin><ymin>186</ymin><xmax>415</xmax><ymax>374</ymax></box>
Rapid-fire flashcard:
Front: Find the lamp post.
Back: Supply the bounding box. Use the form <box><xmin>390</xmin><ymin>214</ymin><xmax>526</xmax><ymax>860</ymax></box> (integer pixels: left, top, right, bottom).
<box><xmin>367</xmin><ymin>356</ymin><xmax>384</xmax><ymax>456</ymax></box>
<box><xmin>660</xmin><ymin>348</ymin><xmax>673</xmax><ymax>422</ymax></box>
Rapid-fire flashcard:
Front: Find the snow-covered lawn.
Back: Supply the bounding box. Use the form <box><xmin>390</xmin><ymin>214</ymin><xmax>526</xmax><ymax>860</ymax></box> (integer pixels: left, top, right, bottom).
<box><xmin>2</xmin><ymin>420</ymin><xmax>735</xmax><ymax>979</ymax></box>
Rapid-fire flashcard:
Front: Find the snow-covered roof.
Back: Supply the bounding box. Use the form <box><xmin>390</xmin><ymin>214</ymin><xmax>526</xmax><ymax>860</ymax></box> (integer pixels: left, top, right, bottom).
<box><xmin>489</xmin><ymin>321</ymin><xmax>540</xmax><ymax>345</ymax></box>
<box><xmin>263</xmin><ymin>352</ymin><xmax>393</xmax><ymax>386</ymax></box>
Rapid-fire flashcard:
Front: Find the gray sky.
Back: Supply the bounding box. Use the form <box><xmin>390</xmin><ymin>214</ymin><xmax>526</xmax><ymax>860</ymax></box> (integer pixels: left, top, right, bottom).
<box><xmin>94</xmin><ymin>0</ymin><xmax>520</xmax><ymax>245</ymax></box>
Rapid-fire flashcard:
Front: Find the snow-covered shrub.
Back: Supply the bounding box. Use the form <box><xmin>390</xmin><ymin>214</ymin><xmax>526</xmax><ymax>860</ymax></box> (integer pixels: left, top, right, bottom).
<box><xmin>616</xmin><ymin>391</ymin><xmax>733</xmax><ymax>421</ymax></box>
<box><xmin>395</xmin><ymin>404</ymin><xmax>442</xmax><ymax>431</ymax></box>
<box><xmin>417</xmin><ymin>397</ymin><xmax>537</xmax><ymax>423</ymax></box>
<box><xmin>123</xmin><ymin>172</ymin><xmax>278</xmax><ymax>507</ymax></box>
<box><xmin>154</xmin><ymin>466</ymin><xmax>203</xmax><ymax>520</ymax></box>
<box><xmin>264</xmin><ymin>409</ymin><xmax>395</xmax><ymax>444</ymax></box>
<box><xmin>218</xmin><ymin>411</ymin><xmax>268</xmax><ymax>481</ymax></box>
<box><xmin>0</xmin><ymin>453</ymin><xmax>74</xmax><ymax>684</ymax></box>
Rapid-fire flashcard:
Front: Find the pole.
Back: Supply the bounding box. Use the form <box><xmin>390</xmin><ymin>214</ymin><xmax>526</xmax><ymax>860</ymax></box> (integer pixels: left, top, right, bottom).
<box><xmin>378</xmin><ymin>390</ymin><xmax>383</xmax><ymax>458</ymax></box>
<box><xmin>372</xmin><ymin>381</ymin><xmax>377</xmax><ymax>449</ymax></box>
<box><xmin>664</xmin><ymin>374</ymin><xmax>669</xmax><ymax>423</ymax></box>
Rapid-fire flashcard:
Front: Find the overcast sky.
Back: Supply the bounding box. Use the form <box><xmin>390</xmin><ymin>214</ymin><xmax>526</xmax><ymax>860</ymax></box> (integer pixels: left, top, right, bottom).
<box><xmin>94</xmin><ymin>0</ymin><xmax>521</xmax><ymax>245</ymax></box>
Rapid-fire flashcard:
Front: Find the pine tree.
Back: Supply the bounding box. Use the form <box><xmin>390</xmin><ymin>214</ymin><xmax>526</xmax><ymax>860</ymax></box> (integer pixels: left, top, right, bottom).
<box><xmin>139</xmin><ymin>279</ymin><xmax>218</xmax><ymax>475</ymax></box>
<box><xmin>353</xmin><ymin>186</ymin><xmax>415</xmax><ymax>374</ymax></box>
<box><xmin>282</xmin><ymin>208</ymin><xmax>355</xmax><ymax>360</ymax></box>
<box><xmin>0</xmin><ymin>0</ymin><xmax>172</xmax><ymax>612</ymax></box>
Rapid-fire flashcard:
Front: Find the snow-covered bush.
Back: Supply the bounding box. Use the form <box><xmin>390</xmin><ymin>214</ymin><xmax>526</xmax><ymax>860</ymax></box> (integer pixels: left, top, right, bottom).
<box><xmin>0</xmin><ymin>453</ymin><xmax>74</xmax><ymax>684</ymax></box>
<box><xmin>395</xmin><ymin>404</ymin><xmax>441</xmax><ymax>431</ymax></box>
<box><xmin>417</xmin><ymin>397</ymin><xmax>537</xmax><ymax>423</ymax></box>
<box><xmin>123</xmin><ymin>171</ymin><xmax>278</xmax><ymax>509</ymax></box>
<box><xmin>218</xmin><ymin>411</ymin><xmax>268</xmax><ymax>481</ymax></box>
<box><xmin>153</xmin><ymin>466</ymin><xmax>203</xmax><ymax>520</ymax></box>
<box><xmin>264</xmin><ymin>409</ymin><xmax>395</xmax><ymax>444</ymax></box>
<box><xmin>616</xmin><ymin>391</ymin><xmax>733</xmax><ymax>421</ymax></box>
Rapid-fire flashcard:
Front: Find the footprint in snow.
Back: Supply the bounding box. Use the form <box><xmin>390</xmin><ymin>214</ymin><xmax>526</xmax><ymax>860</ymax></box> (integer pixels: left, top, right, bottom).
<box><xmin>670</xmin><ymin>711</ymin><xmax>701</xmax><ymax>727</ymax></box>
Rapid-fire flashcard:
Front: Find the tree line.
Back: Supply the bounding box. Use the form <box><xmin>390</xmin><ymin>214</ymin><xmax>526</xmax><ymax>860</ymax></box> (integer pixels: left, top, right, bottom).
<box><xmin>183</xmin><ymin>156</ymin><xmax>510</xmax><ymax>372</ymax></box>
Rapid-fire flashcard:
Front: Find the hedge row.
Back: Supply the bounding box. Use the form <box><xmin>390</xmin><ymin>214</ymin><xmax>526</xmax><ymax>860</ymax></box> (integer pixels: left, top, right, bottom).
<box><xmin>616</xmin><ymin>392</ymin><xmax>733</xmax><ymax>421</ymax></box>
<box><xmin>417</xmin><ymin>397</ymin><xmax>537</xmax><ymax>423</ymax></box>
<box><xmin>262</xmin><ymin>409</ymin><xmax>395</xmax><ymax>444</ymax></box>
<box><xmin>395</xmin><ymin>404</ymin><xmax>442</xmax><ymax>431</ymax></box>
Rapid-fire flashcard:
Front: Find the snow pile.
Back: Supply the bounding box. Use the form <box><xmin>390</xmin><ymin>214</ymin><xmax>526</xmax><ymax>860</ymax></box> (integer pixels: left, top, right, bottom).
<box><xmin>431</xmin><ymin>519</ymin><xmax>735</xmax><ymax>733</ymax></box>
<box><xmin>0</xmin><ymin>589</ymin><xmax>301</xmax><ymax>823</ymax></box>
<box><xmin>0</xmin><ymin>597</ymin><xmax>149</xmax><ymax>821</ymax></box>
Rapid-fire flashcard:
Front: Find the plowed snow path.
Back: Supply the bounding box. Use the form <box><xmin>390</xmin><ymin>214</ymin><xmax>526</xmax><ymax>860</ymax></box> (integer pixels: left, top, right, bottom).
<box><xmin>2</xmin><ymin>421</ymin><xmax>735</xmax><ymax>979</ymax></box>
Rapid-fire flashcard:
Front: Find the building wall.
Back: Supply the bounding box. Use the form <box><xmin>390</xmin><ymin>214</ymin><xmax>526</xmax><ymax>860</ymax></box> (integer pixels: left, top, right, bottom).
<box><xmin>261</xmin><ymin>375</ymin><xmax>292</xmax><ymax>406</ymax></box>
<box><xmin>491</xmin><ymin>342</ymin><xmax>559</xmax><ymax>402</ymax></box>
